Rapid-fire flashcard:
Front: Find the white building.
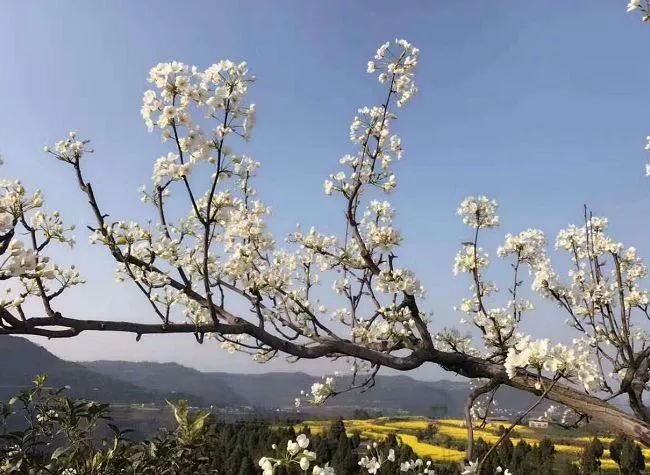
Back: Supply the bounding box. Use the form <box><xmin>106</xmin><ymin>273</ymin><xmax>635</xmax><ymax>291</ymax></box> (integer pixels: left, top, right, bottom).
<box><xmin>528</xmin><ymin>418</ymin><xmax>549</xmax><ymax>429</ymax></box>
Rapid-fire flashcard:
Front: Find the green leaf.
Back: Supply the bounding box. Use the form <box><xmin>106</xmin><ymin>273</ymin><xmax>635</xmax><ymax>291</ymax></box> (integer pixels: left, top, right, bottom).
<box><xmin>51</xmin><ymin>445</ymin><xmax>68</xmax><ymax>460</ymax></box>
<box><xmin>189</xmin><ymin>411</ymin><xmax>210</xmax><ymax>438</ymax></box>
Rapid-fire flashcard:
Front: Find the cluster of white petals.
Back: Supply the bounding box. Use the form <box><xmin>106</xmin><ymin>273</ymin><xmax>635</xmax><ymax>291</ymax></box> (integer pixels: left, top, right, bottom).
<box><xmin>457</xmin><ymin>196</ymin><xmax>500</xmax><ymax>229</ymax></box>
<box><xmin>152</xmin><ymin>152</ymin><xmax>191</xmax><ymax>184</ymax></box>
<box><xmin>399</xmin><ymin>458</ymin><xmax>435</xmax><ymax>474</ymax></box>
<box><xmin>377</xmin><ymin>268</ymin><xmax>424</xmax><ymax>296</ymax></box>
<box><xmin>367</xmin><ymin>39</ymin><xmax>419</xmax><ymax>107</ymax></box>
<box><xmin>44</xmin><ymin>131</ymin><xmax>92</xmax><ymax>162</ymax></box>
<box><xmin>258</xmin><ymin>434</ymin><xmax>318</xmax><ymax>474</ymax></box>
<box><xmin>358</xmin><ymin>444</ymin><xmax>395</xmax><ymax>474</ymax></box>
<box><xmin>52</xmin><ymin>58</ymin><xmax>281</xmax><ymax>328</ymax></box>
<box><xmin>0</xmin><ymin>158</ymin><xmax>82</xmax><ymax>312</ymax></box>
<box><xmin>453</xmin><ymin>244</ymin><xmax>489</xmax><ymax>276</ymax></box>
<box><xmin>258</xmin><ymin>433</ymin><xmax>436</xmax><ymax>475</ymax></box>
<box><xmin>497</xmin><ymin>229</ymin><xmax>546</xmax><ymax>264</ymax></box>
<box><xmin>462</xmin><ymin>462</ymin><xmax>511</xmax><ymax>475</ymax></box>
<box><xmin>296</xmin><ymin>376</ymin><xmax>336</xmax><ymax>407</ymax></box>
<box><xmin>324</xmin><ymin>39</ymin><xmax>419</xmax><ymax>203</ymax></box>
<box><xmin>504</xmin><ymin>337</ymin><xmax>599</xmax><ymax>390</ymax></box>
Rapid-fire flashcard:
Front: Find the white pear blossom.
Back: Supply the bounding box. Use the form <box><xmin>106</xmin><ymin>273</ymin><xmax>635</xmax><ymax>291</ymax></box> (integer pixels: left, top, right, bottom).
<box><xmin>457</xmin><ymin>196</ymin><xmax>500</xmax><ymax>229</ymax></box>
<box><xmin>377</xmin><ymin>268</ymin><xmax>424</xmax><ymax>295</ymax></box>
<box><xmin>0</xmin><ymin>211</ymin><xmax>13</xmax><ymax>233</ymax></box>
<box><xmin>313</xmin><ymin>463</ymin><xmax>336</xmax><ymax>475</ymax></box>
<box><xmin>152</xmin><ymin>152</ymin><xmax>192</xmax><ymax>184</ymax></box>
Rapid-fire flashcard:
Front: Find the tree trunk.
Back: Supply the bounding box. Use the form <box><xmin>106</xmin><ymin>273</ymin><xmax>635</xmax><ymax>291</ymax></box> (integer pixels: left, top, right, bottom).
<box><xmin>429</xmin><ymin>349</ymin><xmax>650</xmax><ymax>446</ymax></box>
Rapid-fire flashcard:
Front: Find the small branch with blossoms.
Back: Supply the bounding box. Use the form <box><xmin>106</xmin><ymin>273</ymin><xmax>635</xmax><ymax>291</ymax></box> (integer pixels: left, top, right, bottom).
<box><xmin>258</xmin><ymin>434</ymin><xmax>320</xmax><ymax>474</ymax></box>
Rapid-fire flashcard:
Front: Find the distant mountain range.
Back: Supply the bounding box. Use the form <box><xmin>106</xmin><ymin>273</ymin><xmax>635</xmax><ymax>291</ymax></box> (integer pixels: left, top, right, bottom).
<box><xmin>84</xmin><ymin>361</ymin><xmax>472</xmax><ymax>415</ymax></box>
<box><xmin>83</xmin><ymin>360</ymin><xmax>245</xmax><ymax>407</ymax></box>
<box><xmin>0</xmin><ymin>336</ymin><xmax>204</xmax><ymax>405</ymax></box>
<box><xmin>1</xmin><ymin>336</ymin><xmax>545</xmax><ymax>417</ymax></box>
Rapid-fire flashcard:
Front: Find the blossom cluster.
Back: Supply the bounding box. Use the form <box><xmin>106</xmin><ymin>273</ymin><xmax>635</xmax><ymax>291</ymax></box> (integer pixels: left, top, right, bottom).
<box><xmin>323</xmin><ymin>39</ymin><xmax>419</xmax><ymax>235</ymax></box>
<box><xmin>352</xmin><ymin>304</ymin><xmax>418</xmax><ymax>345</ymax></box>
<box><xmin>258</xmin><ymin>435</ymin><xmax>438</xmax><ymax>475</ymax></box>
<box><xmin>462</xmin><ymin>461</ymin><xmax>511</xmax><ymax>475</ymax></box>
<box><xmin>258</xmin><ymin>434</ymin><xmax>327</xmax><ymax>474</ymax></box>
<box><xmin>152</xmin><ymin>152</ymin><xmax>191</xmax><ymax>184</ymax></box>
<box><xmin>44</xmin><ymin>131</ymin><xmax>92</xmax><ymax>163</ymax></box>
<box><xmin>367</xmin><ymin>39</ymin><xmax>419</xmax><ymax>107</ymax></box>
<box><xmin>457</xmin><ymin>196</ymin><xmax>500</xmax><ymax>229</ymax></box>
<box><xmin>399</xmin><ymin>458</ymin><xmax>435</xmax><ymax>474</ymax></box>
<box><xmin>0</xmin><ymin>159</ymin><xmax>82</xmax><ymax>312</ymax></box>
<box><xmin>453</xmin><ymin>196</ymin><xmax>614</xmax><ymax>393</ymax></box>
<box><xmin>376</xmin><ymin>268</ymin><xmax>424</xmax><ymax>296</ymax></box>
<box><xmin>358</xmin><ymin>443</ymin><xmax>435</xmax><ymax>475</ymax></box>
<box><xmin>296</xmin><ymin>376</ymin><xmax>336</xmax><ymax>407</ymax></box>
<box><xmin>282</xmin><ymin>39</ymin><xmax>427</xmax><ymax>356</ymax></box>
<box><xmin>504</xmin><ymin>336</ymin><xmax>599</xmax><ymax>390</ymax></box>
<box><xmin>358</xmin><ymin>445</ymin><xmax>395</xmax><ymax>474</ymax></box>
<box><xmin>139</xmin><ymin>58</ymin><xmax>260</xmax><ymax>234</ymax></box>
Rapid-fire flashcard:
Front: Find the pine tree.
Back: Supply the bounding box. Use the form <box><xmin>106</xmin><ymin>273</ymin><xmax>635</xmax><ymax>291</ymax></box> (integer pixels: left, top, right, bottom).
<box><xmin>328</xmin><ymin>419</ymin><xmax>346</xmax><ymax>442</ymax></box>
<box><xmin>227</xmin><ymin>446</ymin><xmax>247</xmax><ymax>475</ymax></box>
<box><xmin>579</xmin><ymin>438</ymin><xmax>603</xmax><ymax>475</ymax></box>
<box><xmin>511</xmin><ymin>440</ymin><xmax>532</xmax><ymax>473</ymax></box>
<box><xmin>495</xmin><ymin>436</ymin><xmax>514</xmax><ymax>470</ymax></box>
<box><xmin>537</xmin><ymin>437</ymin><xmax>555</xmax><ymax>475</ymax></box>
<box><xmin>237</xmin><ymin>455</ymin><xmax>256</xmax><ymax>475</ymax></box>
<box><xmin>350</xmin><ymin>430</ymin><xmax>361</xmax><ymax>449</ymax></box>
<box><xmin>331</xmin><ymin>430</ymin><xmax>357</xmax><ymax>474</ymax></box>
<box><xmin>611</xmin><ymin>434</ymin><xmax>646</xmax><ymax>475</ymax></box>
<box><xmin>558</xmin><ymin>458</ymin><xmax>580</xmax><ymax>475</ymax></box>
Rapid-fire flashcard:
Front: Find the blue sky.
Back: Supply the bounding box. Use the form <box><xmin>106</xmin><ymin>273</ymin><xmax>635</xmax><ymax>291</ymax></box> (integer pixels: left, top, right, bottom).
<box><xmin>0</xmin><ymin>1</ymin><xmax>648</xmax><ymax>379</ymax></box>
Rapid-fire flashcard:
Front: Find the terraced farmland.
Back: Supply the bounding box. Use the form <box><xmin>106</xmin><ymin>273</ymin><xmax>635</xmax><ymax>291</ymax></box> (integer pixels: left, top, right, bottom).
<box><xmin>297</xmin><ymin>417</ymin><xmax>650</xmax><ymax>471</ymax></box>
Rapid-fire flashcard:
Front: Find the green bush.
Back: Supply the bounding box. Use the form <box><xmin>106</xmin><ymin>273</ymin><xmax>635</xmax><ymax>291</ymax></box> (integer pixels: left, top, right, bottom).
<box><xmin>0</xmin><ymin>375</ymin><xmax>233</xmax><ymax>474</ymax></box>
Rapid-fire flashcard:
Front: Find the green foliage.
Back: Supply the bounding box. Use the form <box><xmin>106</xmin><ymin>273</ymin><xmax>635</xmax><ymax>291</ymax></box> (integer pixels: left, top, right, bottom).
<box><xmin>415</xmin><ymin>423</ymin><xmax>439</xmax><ymax>441</ymax></box>
<box><xmin>168</xmin><ymin>399</ymin><xmax>211</xmax><ymax>445</ymax></box>
<box><xmin>472</xmin><ymin>436</ymin><xmax>559</xmax><ymax>475</ymax></box>
<box><xmin>0</xmin><ymin>380</ymin><xmax>451</xmax><ymax>474</ymax></box>
<box><xmin>557</xmin><ymin>458</ymin><xmax>580</xmax><ymax>475</ymax></box>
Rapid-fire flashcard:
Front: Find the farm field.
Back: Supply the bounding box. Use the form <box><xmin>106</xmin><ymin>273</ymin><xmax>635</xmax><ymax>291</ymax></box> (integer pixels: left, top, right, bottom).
<box><xmin>297</xmin><ymin>417</ymin><xmax>650</xmax><ymax>471</ymax></box>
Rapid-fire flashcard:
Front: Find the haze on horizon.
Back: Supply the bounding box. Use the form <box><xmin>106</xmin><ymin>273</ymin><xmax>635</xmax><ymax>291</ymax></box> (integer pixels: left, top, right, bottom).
<box><xmin>0</xmin><ymin>1</ymin><xmax>648</xmax><ymax>381</ymax></box>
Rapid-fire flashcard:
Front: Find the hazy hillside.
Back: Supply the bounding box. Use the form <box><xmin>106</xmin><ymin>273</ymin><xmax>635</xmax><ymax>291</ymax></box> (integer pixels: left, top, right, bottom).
<box><xmin>83</xmin><ymin>362</ymin><xmax>468</xmax><ymax>415</ymax></box>
<box><xmin>0</xmin><ymin>337</ymin><xmax>205</xmax><ymax>405</ymax></box>
<box><xmin>209</xmin><ymin>371</ymin><xmax>468</xmax><ymax>414</ymax></box>
<box><xmin>85</xmin><ymin>362</ymin><xmax>546</xmax><ymax>417</ymax></box>
<box><xmin>85</xmin><ymin>360</ymin><xmax>246</xmax><ymax>407</ymax></box>
<box><xmin>211</xmin><ymin>372</ymin><xmax>547</xmax><ymax>416</ymax></box>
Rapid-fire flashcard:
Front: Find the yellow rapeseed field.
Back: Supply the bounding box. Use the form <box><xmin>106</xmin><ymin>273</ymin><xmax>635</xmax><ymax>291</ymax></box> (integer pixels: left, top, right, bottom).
<box><xmin>296</xmin><ymin>417</ymin><xmax>649</xmax><ymax>470</ymax></box>
<box><xmin>383</xmin><ymin>420</ymin><xmax>430</xmax><ymax>430</ymax></box>
<box><xmin>396</xmin><ymin>434</ymin><xmax>465</xmax><ymax>462</ymax></box>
